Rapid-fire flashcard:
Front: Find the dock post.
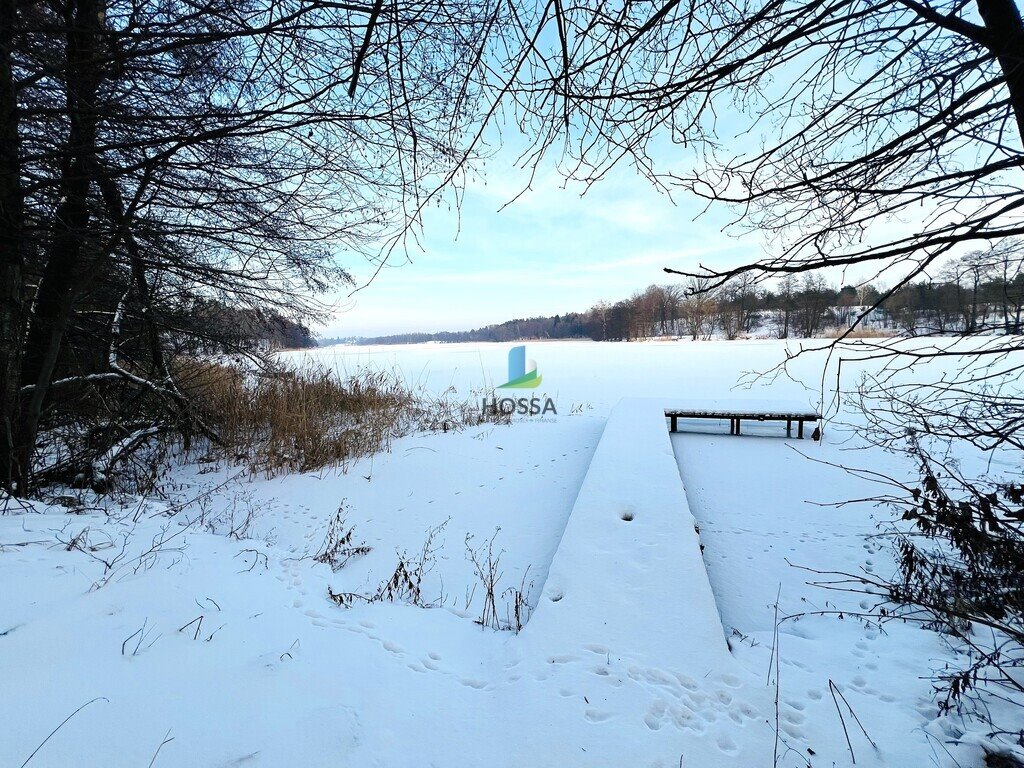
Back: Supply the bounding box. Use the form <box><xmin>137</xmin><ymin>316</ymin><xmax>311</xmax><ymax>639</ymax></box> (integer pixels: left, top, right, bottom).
<box><xmin>798</xmin><ymin>420</ymin><xmax>804</xmax><ymax>439</ymax></box>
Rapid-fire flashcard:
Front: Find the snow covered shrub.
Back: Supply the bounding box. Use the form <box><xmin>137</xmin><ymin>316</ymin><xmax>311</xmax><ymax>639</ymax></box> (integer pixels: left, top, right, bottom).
<box><xmin>849</xmin><ymin>377</ymin><xmax>1024</xmax><ymax>754</ymax></box>
<box><xmin>884</xmin><ymin>445</ymin><xmax>1024</xmax><ymax>723</ymax></box>
<box><xmin>328</xmin><ymin>518</ymin><xmax>449</xmax><ymax>609</ymax></box>
<box><xmin>322</xmin><ymin>520</ymin><xmax>534</xmax><ymax>631</ymax></box>
<box><xmin>196</xmin><ymin>489</ymin><xmax>261</xmax><ymax>540</ymax></box>
<box><xmin>314</xmin><ymin>503</ymin><xmax>371</xmax><ymax>571</ymax></box>
<box><xmin>466</xmin><ymin>530</ymin><xmax>503</xmax><ymax>630</ymax></box>
<box><xmin>465</xmin><ymin>529</ymin><xmax>535</xmax><ymax>633</ymax></box>
<box><xmin>414</xmin><ymin>385</ymin><xmax>514</xmax><ymax>433</ymax></box>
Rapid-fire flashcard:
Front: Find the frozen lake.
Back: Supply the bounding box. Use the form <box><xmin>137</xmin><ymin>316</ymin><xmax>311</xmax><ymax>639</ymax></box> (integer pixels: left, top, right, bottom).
<box><xmin>286</xmin><ymin>338</ymin><xmax>840</xmax><ymax>415</ymax></box>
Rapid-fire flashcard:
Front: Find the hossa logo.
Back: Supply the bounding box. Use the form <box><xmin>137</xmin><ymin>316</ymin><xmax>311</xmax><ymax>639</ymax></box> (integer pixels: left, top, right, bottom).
<box><xmin>498</xmin><ymin>345</ymin><xmax>542</xmax><ymax>389</ymax></box>
<box><xmin>484</xmin><ymin>345</ymin><xmax>556</xmax><ymax>416</ymax></box>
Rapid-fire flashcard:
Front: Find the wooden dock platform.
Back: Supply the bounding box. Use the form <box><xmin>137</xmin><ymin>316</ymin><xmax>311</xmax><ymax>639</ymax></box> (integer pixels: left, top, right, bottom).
<box><xmin>665</xmin><ymin>400</ymin><xmax>821</xmax><ymax>438</ymax></box>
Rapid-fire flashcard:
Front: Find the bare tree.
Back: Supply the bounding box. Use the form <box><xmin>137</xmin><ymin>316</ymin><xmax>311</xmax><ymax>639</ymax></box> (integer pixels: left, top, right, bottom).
<box><xmin>508</xmin><ymin>0</ymin><xmax>1024</xmax><ymax>307</ymax></box>
<box><xmin>1</xmin><ymin>0</ymin><xmax>507</xmax><ymax>493</ymax></box>
<box><xmin>680</xmin><ymin>278</ymin><xmax>718</xmax><ymax>340</ymax></box>
<box><xmin>773</xmin><ymin>275</ymin><xmax>797</xmax><ymax>339</ymax></box>
<box><xmin>661</xmin><ymin>283</ymin><xmax>684</xmax><ymax>335</ymax></box>
<box><xmin>717</xmin><ymin>274</ymin><xmax>760</xmax><ymax>339</ymax></box>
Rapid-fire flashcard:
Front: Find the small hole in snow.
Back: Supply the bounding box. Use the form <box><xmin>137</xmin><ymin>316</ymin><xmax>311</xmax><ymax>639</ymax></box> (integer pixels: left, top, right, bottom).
<box><xmin>550</xmin><ymin>591</ymin><xmax>564</xmax><ymax>602</ymax></box>
<box><xmin>621</xmin><ymin>512</ymin><xmax>635</xmax><ymax>522</ymax></box>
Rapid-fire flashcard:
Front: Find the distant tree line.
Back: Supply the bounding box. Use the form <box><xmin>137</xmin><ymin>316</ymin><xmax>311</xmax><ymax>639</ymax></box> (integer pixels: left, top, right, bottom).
<box><xmin>345</xmin><ymin>244</ymin><xmax>1024</xmax><ymax>345</ymax></box>
<box><xmin>349</xmin><ymin>313</ymin><xmax>593</xmax><ymax>345</ymax></box>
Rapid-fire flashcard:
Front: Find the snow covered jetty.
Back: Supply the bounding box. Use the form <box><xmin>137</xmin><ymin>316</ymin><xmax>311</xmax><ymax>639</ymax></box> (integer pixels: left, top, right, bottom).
<box><xmin>525</xmin><ymin>398</ymin><xmax>731</xmax><ymax>672</ymax></box>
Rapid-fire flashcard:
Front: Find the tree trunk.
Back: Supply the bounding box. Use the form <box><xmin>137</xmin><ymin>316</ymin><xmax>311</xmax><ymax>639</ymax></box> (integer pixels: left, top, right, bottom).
<box><xmin>15</xmin><ymin>0</ymin><xmax>104</xmax><ymax>489</ymax></box>
<box><xmin>976</xmin><ymin>0</ymin><xmax>1024</xmax><ymax>143</ymax></box>
<box><xmin>0</xmin><ymin>0</ymin><xmax>24</xmax><ymax>492</ymax></box>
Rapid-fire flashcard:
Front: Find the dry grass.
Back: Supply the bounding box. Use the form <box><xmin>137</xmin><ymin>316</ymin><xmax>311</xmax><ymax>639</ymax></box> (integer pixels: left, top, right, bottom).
<box><xmin>174</xmin><ymin>359</ymin><xmax>509</xmax><ymax>477</ymax></box>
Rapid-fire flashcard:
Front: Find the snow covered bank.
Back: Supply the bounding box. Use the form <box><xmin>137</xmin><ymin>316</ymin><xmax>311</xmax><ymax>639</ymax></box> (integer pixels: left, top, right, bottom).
<box><xmin>3</xmin><ymin>339</ymin><xmax>1021</xmax><ymax>767</ymax></box>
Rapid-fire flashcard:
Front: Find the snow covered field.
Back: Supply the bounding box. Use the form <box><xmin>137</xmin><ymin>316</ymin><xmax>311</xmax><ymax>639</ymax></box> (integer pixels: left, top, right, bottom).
<box><xmin>2</xmin><ymin>339</ymin><xmax>1019</xmax><ymax>767</ymax></box>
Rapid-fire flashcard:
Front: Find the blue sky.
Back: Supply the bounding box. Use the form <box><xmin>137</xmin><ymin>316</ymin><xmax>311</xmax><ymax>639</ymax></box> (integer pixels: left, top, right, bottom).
<box><xmin>317</xmin><ymin>125</ymin><xmax>933</xmax><ymax>339</ymax></box>
<box><xmin>319</xmin><ymin>145</ymin><xmax>767</xmax><ymax>338</ymax></box>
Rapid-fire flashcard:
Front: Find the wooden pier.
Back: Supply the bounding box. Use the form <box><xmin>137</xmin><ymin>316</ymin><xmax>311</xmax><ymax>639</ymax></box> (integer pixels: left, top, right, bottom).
<box><xmin>665</xmin><ymin>403</ymin><xmax>821</xmax><ymax>439</ymax></box>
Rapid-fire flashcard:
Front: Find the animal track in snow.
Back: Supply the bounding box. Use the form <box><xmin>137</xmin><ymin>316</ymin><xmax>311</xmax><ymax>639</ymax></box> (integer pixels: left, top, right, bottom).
<box><xmin>547</xmin><ymin>654</ymin><xmax>579</xmax><ymax>664</ymax></box>
<box><xmin>715</xmin><ymin>734</ymin><xmax>739</xmax><ymax>754</ymax></box>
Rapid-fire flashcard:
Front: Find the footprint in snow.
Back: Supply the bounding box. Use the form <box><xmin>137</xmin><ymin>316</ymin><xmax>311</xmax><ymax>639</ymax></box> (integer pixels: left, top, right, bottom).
<box><xmin>644</xmin><ymin>715</ymin><xmax>664</xmax><ymax>732</ymax></box>
<box><xmin>717</xmin><ymin>673</ymin><xmax>742</xmax><ymax>688</ymax></box>
<box><xmin>547</xmin><ymin>654</ymin><xmax>578</xmax><ymax>664</ymax></box>
<box><xmin>715</xmin><ymin>734</ymin><xmax>739</xmax><ymax>755</ymax></box>
<box><xmin>782</xmin><ymin>708</ymin><xmax>805</xmax><ymax>725</ymax></box>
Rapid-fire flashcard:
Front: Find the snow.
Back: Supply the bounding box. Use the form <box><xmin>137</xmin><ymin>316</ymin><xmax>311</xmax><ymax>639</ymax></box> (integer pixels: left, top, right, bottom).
<box><xmin>664</xmin><ymin>398</ymin><xmax>820</xmax><ymax>417</ymax></box>
<box><xmin>2</xmin><ymin>338</ymin><xmax>1021</xmax><ymax>767</ymax></box>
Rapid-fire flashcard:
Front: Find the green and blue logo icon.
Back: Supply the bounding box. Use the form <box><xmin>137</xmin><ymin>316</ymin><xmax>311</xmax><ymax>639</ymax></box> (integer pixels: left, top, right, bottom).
<box><xmin>498</xmin><ymin>345</ymin><xmax>542</xmax><ymax>389</ymax></box>
<box><xmin>484</xmin><ymin>344</ymin><xmax>555</xmax><ymax>415</ymax></box>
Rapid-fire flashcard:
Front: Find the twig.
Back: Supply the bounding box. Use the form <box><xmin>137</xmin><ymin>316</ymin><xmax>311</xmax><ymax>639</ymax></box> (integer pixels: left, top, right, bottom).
<box><xmin>20</xmin><ymin>697</ymin><xmax>108</xmax><ymax>767</ymax></box>
<box><xmin>178</xmin><ymin>615</ymin><xmax>203</xmax><ymax>640</ymax></box>
<box><xmin>831</xmin><ymin>679</ymin><xmax>878</xmax><ymax>749</ymax></box>
<box><xmin>147</xmin><ymin>729</ymin><xmax>174</xmax><ymax>768</ymax></box>
<box><xmin>829</xmin><ymin>679</ymin><xmax>857</xmax><ymax>764</ymax></box>
<box><xmin>122</xmin><ymin>626</ymin><xmax>143</xmax><ymax>655</ymax></box>
<box><xmin>771</xmin><ymin>584</ymin><xmax>782</xmax><ymax>767</ymax></box>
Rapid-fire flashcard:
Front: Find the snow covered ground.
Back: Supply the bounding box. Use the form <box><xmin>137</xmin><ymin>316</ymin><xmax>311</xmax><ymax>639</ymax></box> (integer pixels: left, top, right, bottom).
<box><xmin>2</xmin><ymin>339</ymin><xmax>1020</xmax><ymax>767</ymax></box>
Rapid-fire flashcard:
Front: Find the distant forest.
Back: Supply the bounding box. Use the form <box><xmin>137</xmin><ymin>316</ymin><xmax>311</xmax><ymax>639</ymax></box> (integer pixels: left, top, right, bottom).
<box><xmin>327</xmin><ymin>243</ymin><xmax>1024</xmax><ymax>345</ymax></box>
